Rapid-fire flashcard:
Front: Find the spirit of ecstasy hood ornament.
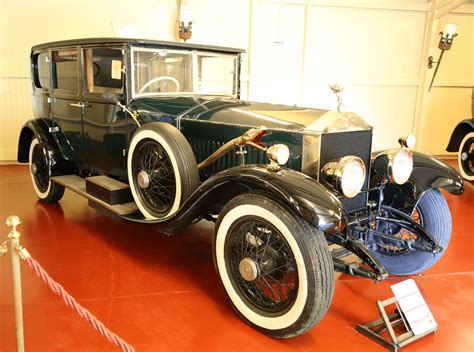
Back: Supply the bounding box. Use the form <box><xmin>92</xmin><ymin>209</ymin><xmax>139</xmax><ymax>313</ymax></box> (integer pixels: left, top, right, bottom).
<box><xmin>329</xmin><ymin>84</ymin><xmax>345</xmax><ymax>114</ymax></box>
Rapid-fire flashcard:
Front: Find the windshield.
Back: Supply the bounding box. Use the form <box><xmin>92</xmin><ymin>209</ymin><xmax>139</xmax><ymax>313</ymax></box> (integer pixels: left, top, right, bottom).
<box><xmin>131</xmin><ymin>47</ymin><xmax>238</xmax><ymax>98</ymax></box>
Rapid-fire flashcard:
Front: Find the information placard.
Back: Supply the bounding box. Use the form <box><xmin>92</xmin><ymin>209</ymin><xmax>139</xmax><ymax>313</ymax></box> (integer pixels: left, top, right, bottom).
<box><xmin>391</xmin><ymin>279</ymin><xmax>437</xmax><ymax>336</ymax></box>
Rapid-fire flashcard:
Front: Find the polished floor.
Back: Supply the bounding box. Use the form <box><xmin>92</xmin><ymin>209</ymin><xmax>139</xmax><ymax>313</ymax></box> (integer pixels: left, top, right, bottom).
<box><xmin>0</xmin><ymin>162</ymin><xmax>473</xmax><ymax>352</ymax></box>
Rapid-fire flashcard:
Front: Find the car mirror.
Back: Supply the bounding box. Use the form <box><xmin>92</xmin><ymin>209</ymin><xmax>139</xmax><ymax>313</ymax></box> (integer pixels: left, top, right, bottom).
<box><xmin>102</xmin><ymin>90</ymin><xmax>122</xmax><ymax>105</ymax></box>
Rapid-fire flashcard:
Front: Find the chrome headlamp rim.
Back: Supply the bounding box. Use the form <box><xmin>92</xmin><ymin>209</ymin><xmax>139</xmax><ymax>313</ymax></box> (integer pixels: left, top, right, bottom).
<box><xmin>388</xmin><ymin>147</ymin><xmax>413</xmax><ymax>185</ymax></box>
<box><xmin>322</xmin><ymin>155</ymin><xmax>366</xmax><ymax>198</ymax></box>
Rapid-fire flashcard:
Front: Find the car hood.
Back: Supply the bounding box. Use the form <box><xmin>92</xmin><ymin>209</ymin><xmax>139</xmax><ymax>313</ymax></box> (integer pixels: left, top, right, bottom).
<box><xmin>131</xmin><ymin>96</ymin><xmax>371</xmax><ymax>133</ymax></box>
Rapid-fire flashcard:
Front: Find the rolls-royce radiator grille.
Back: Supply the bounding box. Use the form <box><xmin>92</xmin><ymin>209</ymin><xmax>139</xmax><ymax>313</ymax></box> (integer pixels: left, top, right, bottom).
<box><xmin>190</xmin><ymin>139</ymin><xmax>268</xmax><ymax>177</ymax></box>
<box><xmin>319</xmin><ymin>130</ymin><xmax>373</xmax><ymax>212</ymax></box>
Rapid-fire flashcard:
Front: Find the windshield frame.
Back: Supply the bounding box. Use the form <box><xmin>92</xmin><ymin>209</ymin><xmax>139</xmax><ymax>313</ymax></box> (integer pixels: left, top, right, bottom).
<box><xmin>130</xmin><ymin>45</ymin><xmax>239</xmax><ymax>99</ymax></box>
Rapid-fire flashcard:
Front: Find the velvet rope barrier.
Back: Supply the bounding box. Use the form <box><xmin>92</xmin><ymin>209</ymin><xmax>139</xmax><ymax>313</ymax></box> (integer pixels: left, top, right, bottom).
<box><xmin>24</xmin><ymin>256</ymin><xmax>135</xmax><ymax>352</ymax></box>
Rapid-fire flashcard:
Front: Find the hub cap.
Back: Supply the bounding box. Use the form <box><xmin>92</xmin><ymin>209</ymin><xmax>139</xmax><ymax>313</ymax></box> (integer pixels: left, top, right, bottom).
<box><xmin>239</xmin><ymin>257</ymin><xmax>259</xmax><ymax>282</ymax></box>
<box><xmin>137</xmin><ymin>170</ymin><xmax>150</xmax><ymax>189</ymax></box>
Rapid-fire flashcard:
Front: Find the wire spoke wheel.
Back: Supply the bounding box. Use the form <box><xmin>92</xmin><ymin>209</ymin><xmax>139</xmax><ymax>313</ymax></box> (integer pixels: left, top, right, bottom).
<box><xmin>132</xmin><ymin>139</ymin><xmax>176</xmax><ymax>216</ymax></box>
<box><xmin>28</xmin><ymin>138</ymin><xmax>64</xmax><ymax>203</ymax></box>
<box><xmin>459</xmin><ymin>133</ymin><xmax>474</xmax><ymax>178</ymax></box>
<box><xmin>214</xmin><ymin>194</ymin><xmax>334</xmax><ymax>338</ymax></box>
<box><xmin>226</xmin><ymin>218</ymin><xmax>298</xmax><ymax>313</ymax></box>
<box><xmin>31</xmin><ymin>143</ymin><xmax>50</xmax><ymax>193</ymax></box>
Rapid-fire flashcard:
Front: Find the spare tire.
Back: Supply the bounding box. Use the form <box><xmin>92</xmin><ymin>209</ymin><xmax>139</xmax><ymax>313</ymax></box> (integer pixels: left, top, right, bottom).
<box><xmin>127</xmin><ymin>122</ymin><xmax>200</xmax><ymax>219</ymax></box>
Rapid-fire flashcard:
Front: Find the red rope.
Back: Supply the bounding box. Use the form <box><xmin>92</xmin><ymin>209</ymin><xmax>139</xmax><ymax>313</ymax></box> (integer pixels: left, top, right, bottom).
<box><xmin>25</xmin><ymin>257</ymin><xmax>135</xmax><ymax>352</ymax></box>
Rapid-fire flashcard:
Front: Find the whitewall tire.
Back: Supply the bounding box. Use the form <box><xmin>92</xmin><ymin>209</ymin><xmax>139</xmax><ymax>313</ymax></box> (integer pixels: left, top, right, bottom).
<box><xmin>28</xmin><ymin>138</ymin><xmax>64</xmax><ymax>203</ymax></box>
<box><xmin>458</xmin><ymin>132</ymin><xmax>474</xmax><ymax>181</ymax></box>
<box><xmin>213</xmin><ymin>193</ymin><xmax>334</xmax><ymax>338</ymax></box>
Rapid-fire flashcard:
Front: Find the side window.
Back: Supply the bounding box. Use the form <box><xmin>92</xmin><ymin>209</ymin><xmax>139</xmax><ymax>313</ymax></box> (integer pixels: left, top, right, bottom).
<box><xmin>84</xmin><ymin>48</ymin><xmax>123</xmax><ymax>94</ymax></box>
<box><xmin>52</xmin><ymin>49</ymin><xmax>78</xmax><ymax>93</ymax></box>
<box><xmin>33</xmin><ymin>52</ymin><xmax>51</xmax><ymax>90</ymax></box>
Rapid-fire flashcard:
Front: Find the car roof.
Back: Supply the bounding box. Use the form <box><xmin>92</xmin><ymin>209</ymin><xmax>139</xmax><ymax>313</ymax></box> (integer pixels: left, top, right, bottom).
<box><xmin>31</xmin><ymin>37</ymin><xmax>245</xmax><ymax>54</ymax></box>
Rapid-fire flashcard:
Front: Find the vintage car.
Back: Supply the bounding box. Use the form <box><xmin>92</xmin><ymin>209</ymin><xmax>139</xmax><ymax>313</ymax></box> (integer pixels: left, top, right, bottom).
<box><xmin>18</xmin><ymin>38</ymin><xmax>464</xmax><ymax>338</ymax></box>
<box><xmin>446</xmin><ymin>88</ymin><xmax>473</xmax><ymax>181</ymax></box>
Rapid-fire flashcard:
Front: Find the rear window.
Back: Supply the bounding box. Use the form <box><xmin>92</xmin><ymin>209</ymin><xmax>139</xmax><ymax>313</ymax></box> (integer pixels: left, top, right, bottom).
<box><xmin>33</xmin><ymin>52</ymin><xmax>51</xmax><ymax>90</ymax></box>
<box><xmin>52</xmin><ymin>49</ymin><xmax>78</xmax><ymax>93</ymax></box>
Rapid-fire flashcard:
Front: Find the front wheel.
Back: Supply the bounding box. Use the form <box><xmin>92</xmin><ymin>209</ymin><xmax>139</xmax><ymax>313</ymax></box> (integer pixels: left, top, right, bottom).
<box><xmin>28</xmin><ymin>138</ymin><xmax>64</xmax><ymax>203</ymax></box>
<box><xmin>458</xmin><ymin>131</ymin><xmax>474</xmax><ymax>181</ymax></box>
<box><xmin>373</xmin><ymin>188</ymin><xmax>452</xmax><ymax>275</ymax></box>
<box><xmin>213</xmin><ymin>193</ymin><xmax>334</xmax><ymax>338</ymax></box>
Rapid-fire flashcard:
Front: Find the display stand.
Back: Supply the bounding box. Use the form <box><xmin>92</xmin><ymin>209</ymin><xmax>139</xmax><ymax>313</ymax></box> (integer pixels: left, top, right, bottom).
<box><xmin>356</xmin><ymin>297</ymin><xmax>436</xmax><ymax>352</ymax></box>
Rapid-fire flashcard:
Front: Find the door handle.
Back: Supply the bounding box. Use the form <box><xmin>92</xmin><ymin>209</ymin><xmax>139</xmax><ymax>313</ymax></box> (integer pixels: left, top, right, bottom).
<box><xmin>70</xmin><ymin>102</ymin><xmax>85</xmax><ymax>108</ymax></box>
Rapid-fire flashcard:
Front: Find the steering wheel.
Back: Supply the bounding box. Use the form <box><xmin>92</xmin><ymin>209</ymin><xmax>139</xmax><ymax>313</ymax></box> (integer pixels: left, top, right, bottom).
<box><xmin>138</xmin><ymin>76</ymin><xmax>180</xmax><ymax>93</ymax></box>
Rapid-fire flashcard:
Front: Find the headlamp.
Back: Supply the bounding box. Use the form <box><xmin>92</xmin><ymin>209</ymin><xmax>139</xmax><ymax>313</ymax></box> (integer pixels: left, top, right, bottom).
<box><xmin>322</xmin><ymin>156</ymin><xmax>366</xmax><ymax>198</ymax></box>
<box><xmin>389</xmin><ymin>148</ymin><xmax>413</xmax><ymax>185</ymax></box>
<box><xmin>266</xmin><ymin>144</ymin><xmax>290</xmax><ymax>166</ymax></box>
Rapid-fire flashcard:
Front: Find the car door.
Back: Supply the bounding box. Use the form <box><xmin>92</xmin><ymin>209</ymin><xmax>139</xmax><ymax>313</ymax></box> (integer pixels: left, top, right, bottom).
<box><xmin>50</xmin><ymin>47</ymin><xmax>88</xmax><ymax>167</ymax></box>
<box><xmin>81</xmin><ymin>46</ymin><xmax>129</xmax><ymax>181</ymax></box>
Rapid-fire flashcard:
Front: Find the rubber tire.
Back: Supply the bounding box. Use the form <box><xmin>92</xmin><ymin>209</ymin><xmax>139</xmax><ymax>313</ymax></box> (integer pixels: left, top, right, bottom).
<box><xmin>458</xmin><ymin>131</ymin><xmax>474</xmax><ymax>181</ymax></box>
<box><xmin>29</xmin><ymin>138</ymin><xmax>65</xmax><ymax>203</ymax></box>
<box><xmin>374</xmin><ymin>189</ymin><xmax>452</xmax><ymax>276</ymax></box>
<box><xmin>213</xmin><ymin>193</ymin><xmax>334</xmax><ymax>338</ymax></box>
<box><xmin>128</xmin><ymin>122</ymin><xmax>200</xmax><ymax>219</ymax></box>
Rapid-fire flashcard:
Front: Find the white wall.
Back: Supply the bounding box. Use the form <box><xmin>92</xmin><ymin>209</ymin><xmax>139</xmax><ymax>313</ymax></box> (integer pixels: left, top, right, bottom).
<box><xmin>0</xmin><ymin>0</ymin><xmax>472</xmax><ymax>161</ymax></box>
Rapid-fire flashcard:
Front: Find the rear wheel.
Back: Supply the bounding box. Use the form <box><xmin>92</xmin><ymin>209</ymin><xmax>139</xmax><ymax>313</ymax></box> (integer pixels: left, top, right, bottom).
<box><xmin>28</xmin><ymin>138</ymin><xmax>64</xmax><ymax>202</ymax></box>
<box><xmin>458</xmin><ymin>132</ymin><xmax>474</xmax><ymax>181</ymax></box>
<box><xmin>213</xmin><ymin>193</ymin><xmax>334</xmax><ymax>338</ymax></box>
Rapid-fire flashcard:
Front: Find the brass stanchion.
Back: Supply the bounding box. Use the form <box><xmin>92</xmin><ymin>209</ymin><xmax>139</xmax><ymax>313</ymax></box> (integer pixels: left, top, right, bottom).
<box><xmin>4</xmin><ymin>215</ymin><xmax>26</xmax><ymax>352</ymax></box>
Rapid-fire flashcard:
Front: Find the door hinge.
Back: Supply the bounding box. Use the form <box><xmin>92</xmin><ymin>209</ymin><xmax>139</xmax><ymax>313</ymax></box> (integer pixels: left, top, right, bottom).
<box><xmin>48</xmin><ymin>126</ymin><xmax>59</xmax><ymax>133</ymax></box>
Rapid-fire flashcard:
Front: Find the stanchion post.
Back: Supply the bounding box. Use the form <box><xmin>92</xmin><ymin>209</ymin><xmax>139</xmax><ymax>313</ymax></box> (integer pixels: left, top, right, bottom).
<box><xmin>6</xmin><ymin>215</ymin><xmax>25</xmax><ymax>352</ymax></box>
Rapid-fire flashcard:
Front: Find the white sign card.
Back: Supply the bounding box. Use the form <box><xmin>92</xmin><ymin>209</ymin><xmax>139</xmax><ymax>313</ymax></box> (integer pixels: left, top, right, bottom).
<box><xmin>391</xmin><ymin>278</ymin><xmax>437</xmax><ymax>336</ymax></box>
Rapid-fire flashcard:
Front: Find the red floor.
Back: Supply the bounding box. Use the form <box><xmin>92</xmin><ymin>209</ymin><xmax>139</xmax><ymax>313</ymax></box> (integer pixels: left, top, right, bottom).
<box><xmin>0</xmin><ymin>163</ymin><xmax>473</xmax><ymax>352</ymax></box>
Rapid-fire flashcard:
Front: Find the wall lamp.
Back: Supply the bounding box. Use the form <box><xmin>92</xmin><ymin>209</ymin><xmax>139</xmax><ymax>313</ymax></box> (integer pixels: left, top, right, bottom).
<box><xmin>428</xmin><ymin>23</ymin><xmax>458</xmax><ymax>92</ymax></box>
<box><xmin>178</xmin><ymin>6</ymin><xmax>193</xmax><ymax>41</ymax></box>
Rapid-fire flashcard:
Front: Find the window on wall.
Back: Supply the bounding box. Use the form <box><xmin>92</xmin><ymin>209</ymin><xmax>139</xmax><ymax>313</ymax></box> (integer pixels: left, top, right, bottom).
<box><xmin>52</xmin><ymin>49</ymin><xmax>78</xmax><ymax>93</ymax></box>
<box><xmin>33</xmin><ymin>52</ymin><xmax>51</xmax><ymax>90</ymax></box>
<box><xmin>84</xmin><ymin>48</ymin><xmax>123</xmax><ymax>94</ymax></box>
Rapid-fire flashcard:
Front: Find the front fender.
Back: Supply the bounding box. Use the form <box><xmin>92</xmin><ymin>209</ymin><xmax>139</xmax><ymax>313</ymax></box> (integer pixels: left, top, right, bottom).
<box><xmin>371</xmin><ymin>151</ymin><xmax>463</xmax><ymax>211</ymax></box>
<box><xmin>126</xmin><ymin>165</ymin><xmax>347</xmax><ymax>235</ymax></box>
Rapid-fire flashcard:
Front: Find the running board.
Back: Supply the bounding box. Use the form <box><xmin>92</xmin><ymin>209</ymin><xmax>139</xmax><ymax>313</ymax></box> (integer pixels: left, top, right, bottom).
<box><xmin>52</xmin><ymin>175</ymin><xmax>139</xmax><ymax>216</ymax></box>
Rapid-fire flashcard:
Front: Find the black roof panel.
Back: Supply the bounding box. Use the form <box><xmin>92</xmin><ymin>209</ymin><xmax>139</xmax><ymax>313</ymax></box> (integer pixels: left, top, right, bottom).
<box><xmin>31</xmin><ymin>37</ymin><xmax>245</xmax><ymax>54</ymax></box>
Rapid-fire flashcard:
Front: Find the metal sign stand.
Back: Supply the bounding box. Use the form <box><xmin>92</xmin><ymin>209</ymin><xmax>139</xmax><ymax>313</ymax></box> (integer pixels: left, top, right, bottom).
<box><xmin>356</xmin><ymin>297</ymin><xmax>436</xmax><ymax>352</ymax></box>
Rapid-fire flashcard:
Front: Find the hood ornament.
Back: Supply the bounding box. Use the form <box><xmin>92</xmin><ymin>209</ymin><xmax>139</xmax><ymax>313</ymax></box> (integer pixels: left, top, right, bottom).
<box><xmin>329</xmin><ymin>84</ymin><xmax>351</xmax><ymax>128</ymax></box>
<box><xmin>329</xmin><ymin>84</ymin><xmax>346</xmax><ymax>114</ymax></box>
